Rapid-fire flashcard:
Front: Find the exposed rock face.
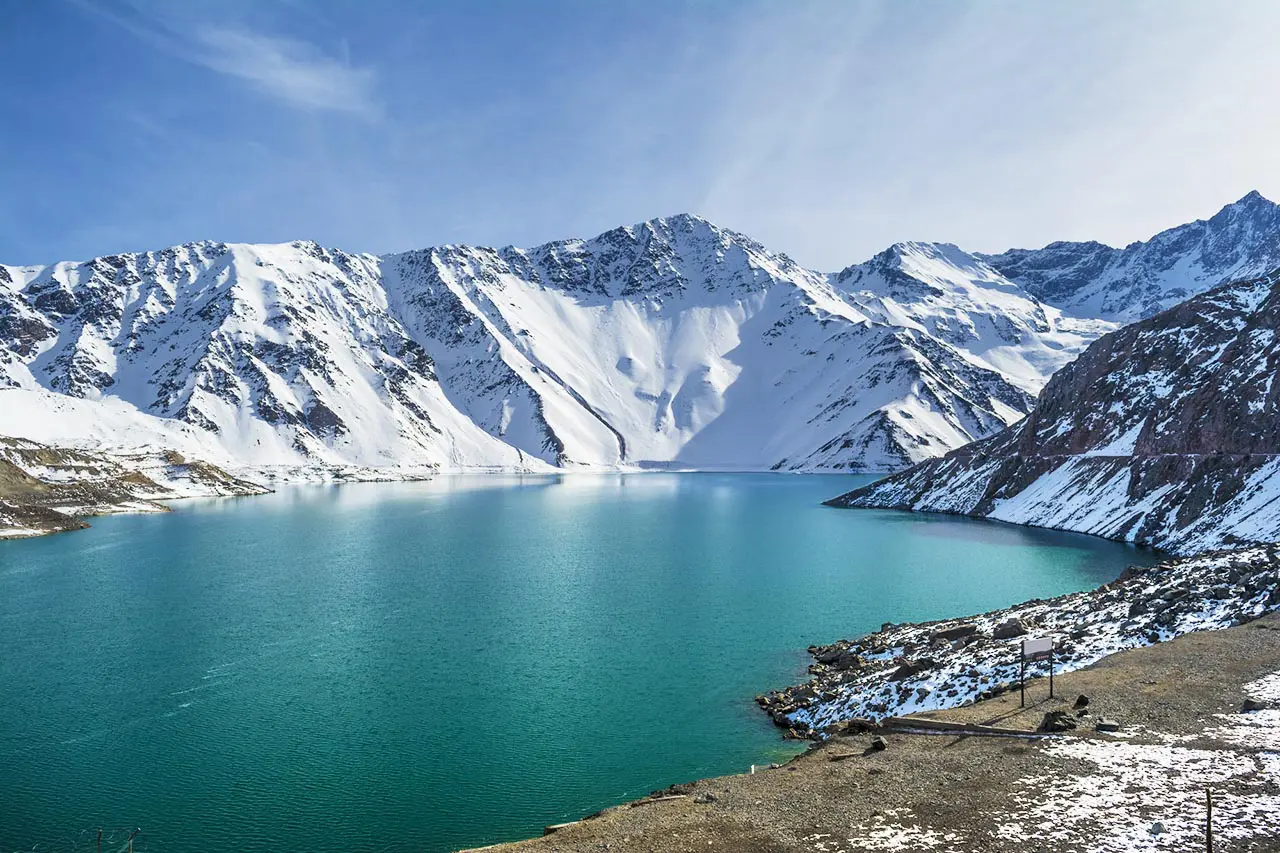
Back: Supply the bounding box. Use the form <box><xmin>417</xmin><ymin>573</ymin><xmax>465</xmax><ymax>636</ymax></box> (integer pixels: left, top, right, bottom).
<box><xmin>828</xmin><ymin>268</ymin><xmax>1280</xmax><ymax>555</ymax></box>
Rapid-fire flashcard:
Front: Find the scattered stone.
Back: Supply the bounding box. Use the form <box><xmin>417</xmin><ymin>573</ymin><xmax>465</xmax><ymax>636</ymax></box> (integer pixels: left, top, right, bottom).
<box><xmin>692</xmin><ymin>792</ymin><xmax>717</xmax><ymax>804</ymax></box>
<box><xmin>1149</xmin><ymin>821</ymin><xmax>1165</xmax><ymax>836</ymax></box>
<box><xmin>1095</xmin><ymin>718</ymin><xmax>1121</xmax><ymax>732</ymax></box>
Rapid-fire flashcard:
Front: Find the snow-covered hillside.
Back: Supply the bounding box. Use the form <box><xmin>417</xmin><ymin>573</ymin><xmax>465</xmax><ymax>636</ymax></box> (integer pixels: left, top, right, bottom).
<box><xmin>0</xmin><ymin>217</ymin><xmax>1097</xmax><ymax>475</ymax></box>
<box><xmin>983</xmin><ymin>191</ymin><xmax>1280</xmax><ymax>322</ymax></box>
<box><xmin>829</xmin><ymin>268</ymin><xmax>1280</xmax><ymax>554</ymax></box>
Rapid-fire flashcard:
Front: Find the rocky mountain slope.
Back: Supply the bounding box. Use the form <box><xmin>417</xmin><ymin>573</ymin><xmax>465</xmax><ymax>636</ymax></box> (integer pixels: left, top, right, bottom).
<box><xmin>828</xmin><ymin>267</ymin><xmax>1280</xmax><ymax>554</ymax></box>
<box><xmin>4</xmin><ymin>192</ymin><xmax>1279</xmax><ymax>481</ymax></box>
<box><xmin>983</xmin><ymin>190</ymin><xmax>1280</xmax><ymax>322</ymax></box>
<box><xmin>0</xmin><ymin>218</ymin><xmax>1100</xmax><ymax>475</ymax></box>
<box><xmin>0</xmin><ymin>434</ymin><xmax>265</xmax><ymax>539</ymax></box>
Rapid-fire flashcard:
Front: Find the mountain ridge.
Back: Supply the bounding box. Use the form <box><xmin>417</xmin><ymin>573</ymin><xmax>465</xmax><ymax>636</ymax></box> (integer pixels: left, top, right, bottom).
<box><xmin>3</xmin><ymin>194</ymin><xmax>1278</xmax><ymax>487</ymax></box>
<box><xmin>981</xmin><ymin>190</ymin><xmax>1280</xmax><ymax>322</ymax></box>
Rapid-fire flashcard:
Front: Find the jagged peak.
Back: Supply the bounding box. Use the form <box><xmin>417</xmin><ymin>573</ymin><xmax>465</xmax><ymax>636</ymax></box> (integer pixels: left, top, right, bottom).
<box><xmin>1210</xmin><ymin>189</ymin><xmax>1277</xmax><ymax>221</ymax></box>
<box><xmin>1231</xmin><ymin>189</ymin><xmax>1272</xmax><ymax>207</ymax></box>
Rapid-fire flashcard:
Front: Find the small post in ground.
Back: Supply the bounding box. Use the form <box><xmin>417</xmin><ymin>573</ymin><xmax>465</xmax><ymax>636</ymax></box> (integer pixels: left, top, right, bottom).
<box><xmin>1206</xmin><ymin>788</ymin><xmax>1214</xmax><ymax>853</ymax></box>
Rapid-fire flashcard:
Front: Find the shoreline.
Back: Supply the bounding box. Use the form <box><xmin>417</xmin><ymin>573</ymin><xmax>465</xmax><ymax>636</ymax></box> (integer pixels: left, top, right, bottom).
<box><xmin>763</xmin><ymin>544</ymin><xmax>1278</xmax><ymax>736</ymax></box>
<box><xmin>0</xmin><ymin>463</ymin><xmax>877</xmax><ymax>541</ymax></box>
<box><xmin>458</xmin><ymin>543</ymin><xmax>1280</xmax><ymax>852</ymax></box>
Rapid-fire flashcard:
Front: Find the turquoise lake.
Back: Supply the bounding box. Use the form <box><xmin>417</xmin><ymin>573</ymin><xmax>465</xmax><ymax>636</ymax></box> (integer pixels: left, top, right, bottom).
<box><xmin>0</xmin><ymin>474</ymin><xmax>1159</xmax><ymax>852</ymax></box>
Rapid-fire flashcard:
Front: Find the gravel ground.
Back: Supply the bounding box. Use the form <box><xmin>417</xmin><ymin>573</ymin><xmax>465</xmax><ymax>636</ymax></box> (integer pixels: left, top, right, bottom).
<box><xmin>459</xmin><ymin>612</ymin><xmax>1280</xmax><ymax>853</ymax></box>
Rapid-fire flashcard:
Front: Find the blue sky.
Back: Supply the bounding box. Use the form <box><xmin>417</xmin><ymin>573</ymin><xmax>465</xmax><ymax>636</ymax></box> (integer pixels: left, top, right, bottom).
<box><xmin>3</xmin><ymin>0</ymin><xmax>1279</xmax><ymax>269</ymax></box>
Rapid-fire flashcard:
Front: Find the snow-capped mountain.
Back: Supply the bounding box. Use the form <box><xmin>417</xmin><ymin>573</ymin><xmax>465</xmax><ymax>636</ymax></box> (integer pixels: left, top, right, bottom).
<box><xmin>383</xmin><ymin>222</ymin><xmax>1102</xmax><ymax>471</ymax></box>
<box><xmin>0</xmin><ymin>217</ymin><xmax>1093</xmax><ymax>474</ymax></box>
<box><xmin>4</xmin><ymin>194</ymin><xmax>1280</xmax><ymax>482</ymax></box>
<box><xmin>828</xmin><ymin>267</ymin><xmax>1280</xmax><ymax>554</ymax></box>
<box><xmin>983</xmin><ymin>191</ymin><xmax>1280</xmax><ymax>322</ymax></box>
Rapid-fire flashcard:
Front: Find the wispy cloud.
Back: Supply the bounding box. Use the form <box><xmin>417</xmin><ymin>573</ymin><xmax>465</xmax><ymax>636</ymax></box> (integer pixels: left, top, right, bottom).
<box><xmin>69</xmin><ymin>0</ymin><xmax>379</xmax><ymax>117</ymax></box>
<box><xmin>191</xmin><ymin>25</ymin><xmax>379</xmax><ymax>117</ymax></box>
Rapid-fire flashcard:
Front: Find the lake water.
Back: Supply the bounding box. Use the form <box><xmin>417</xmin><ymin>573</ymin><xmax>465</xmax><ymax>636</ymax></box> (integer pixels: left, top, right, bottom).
<box><xmin>0</xmin><ymin>474</ymin><xmax>1158</xmax><ymax>852</ymax></box>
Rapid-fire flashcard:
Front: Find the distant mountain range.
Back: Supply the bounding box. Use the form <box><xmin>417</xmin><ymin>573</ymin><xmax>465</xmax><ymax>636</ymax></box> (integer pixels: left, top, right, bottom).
<box><xmin>2</xmin><ymin>191</ymin><xmax>1277</xmax><ymax>480</ymax></box>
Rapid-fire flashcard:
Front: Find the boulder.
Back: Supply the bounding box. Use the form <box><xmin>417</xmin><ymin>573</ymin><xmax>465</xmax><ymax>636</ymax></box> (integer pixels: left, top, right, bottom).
<box><xmin>869</xmin><ymin>735</ymin><xmax>888</xmax><ymax>752</ymax></box>
<box><xmin>815</xmin><ymin>647</ymin><xmax>843</xmax><ymax>665</ymax></box>
<box><xmin>841</xmin><ymin>717</ymin><xmax>880</xmax><ymax>735</ymax></box>
<box><xmin>833</xmin><ymin>651</ymin><xmax>862</xmax><ymax>671</ymax></box>
<box><xmin>1095</xmin><ymin>718</ymin><xmax>1121</xmax><ymax>732</ymax></box>
<box><xmin>889</xmin><ymin>658</ymin><xmax>935</xmax><ymax>681</ymax></box>
<box><xmin>930</xmin><ymin>624</ymin><xmax>979</xmax><ymax>644</ymax></box>
<box><xmin>1038</xmin><ymin>710</ymin><xmax>1078</xmax><ymax>732</ymax></box>
<box><xmin>1242</xmin><ymin>698</ymin><xmax>1273</xmax><ymax>712</ymax></box>
<box><xmin>993</xmin><ymin>618</ymin><xmax>1028</xmax><ymax>640</ymax></box>
<box><xmin>1072</xmin><ymin>694</ymin><xmax>1090</xmax><ymax>710</ymax></box>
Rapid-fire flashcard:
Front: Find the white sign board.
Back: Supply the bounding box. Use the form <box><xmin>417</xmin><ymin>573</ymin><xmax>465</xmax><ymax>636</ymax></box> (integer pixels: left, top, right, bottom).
<box><xmin>1022</xmin><ymin>637</ymin><xmax>1053</xmax><ymax>658</ymax></box>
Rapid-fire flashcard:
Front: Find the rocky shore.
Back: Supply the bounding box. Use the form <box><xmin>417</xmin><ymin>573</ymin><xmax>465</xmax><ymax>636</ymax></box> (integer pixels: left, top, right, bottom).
<box><xmin>760</xmin><ymin>544</ymin><xmax>1280</xmax><ymax>737</ymax></box>
<box><xmin>455</xmin><ymin>543</ymin><xmax>1280</xmax><ymax>853</ymax></box>
<box><xmin>462</xmin><ymin>606</ymin><xmax>1280</xmax><ymax>853</ymax></box>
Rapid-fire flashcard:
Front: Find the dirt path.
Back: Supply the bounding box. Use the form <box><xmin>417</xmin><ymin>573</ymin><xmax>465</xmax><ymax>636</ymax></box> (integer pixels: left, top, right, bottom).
<box><xmin>460</xmin><ymin>612</ymin><xmax>1280</xmax><ymax>853</ymax></box>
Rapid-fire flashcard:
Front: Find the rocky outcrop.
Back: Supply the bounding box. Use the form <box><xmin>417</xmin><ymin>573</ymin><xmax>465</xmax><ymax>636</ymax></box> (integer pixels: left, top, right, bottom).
<box><xmin>827</xmin><ymin>268</ymin><xmax>1280</xmax><ymax>555</ymax></box>
<box><xmin>0</xmin><ymin>436</ymin><xmax>268</xmax><ymax>539</ymax></box>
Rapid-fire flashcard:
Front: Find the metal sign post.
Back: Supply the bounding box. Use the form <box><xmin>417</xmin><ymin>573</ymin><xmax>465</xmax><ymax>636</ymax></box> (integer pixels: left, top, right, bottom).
<box><xmin>1020</xmin><ymin>637</ymin><xmax>1054</xmax><ymax>707</ymax></box>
